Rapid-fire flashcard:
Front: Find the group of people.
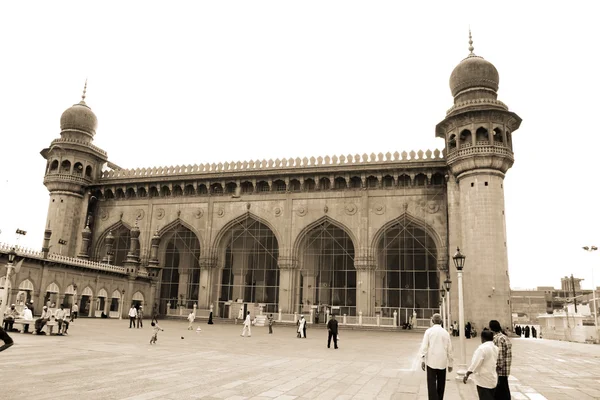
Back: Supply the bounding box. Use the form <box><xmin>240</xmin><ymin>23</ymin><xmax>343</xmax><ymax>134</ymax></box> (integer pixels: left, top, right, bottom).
<box><xmin>515</xmin><ymin>324</ymin><xmax>538</xmax><ymax>338</ymax></box>
<box><xmin>128</xmin><ymin>304</ymin><xmax>144</xmax><ymax>328</ymax></box>
<box><xmin>450</xmin><ymin>320</ymin><xmax>476</xmax><ymax>338</ymax></box>
<box><xmin>420</xmin><ymin>314</ymin><xmax>512</xmax><ymax>399</ymax></box>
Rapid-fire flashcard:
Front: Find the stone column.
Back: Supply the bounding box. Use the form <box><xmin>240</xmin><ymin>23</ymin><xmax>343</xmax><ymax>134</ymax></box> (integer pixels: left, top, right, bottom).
<box><xmin>123</xmin><ymin>278</ymin><xmax>135</xmax><ymax>318</ymax></box>
<box><xmin>198</xmin><ymin>257</ymin><xmax>216</xmax><ymax>309</ymax></box>
<box><xmin>355</xmin><ymin>256</ymin><xmax>376</xmax><ymax>317</ymax></box>
<box><xmin>277</xmin><ymin>257</ymin><xmax>297</xmax><ymax>313</ymax></box>
<box><xmin>124</xmin><ymin>222</ymin><xmax>141</xmax><ymax>275</ymax></box>
<box><xmin>78</xmin><ymin>219</ymin><xmax>92</xmax><ymax>259</ymax></box>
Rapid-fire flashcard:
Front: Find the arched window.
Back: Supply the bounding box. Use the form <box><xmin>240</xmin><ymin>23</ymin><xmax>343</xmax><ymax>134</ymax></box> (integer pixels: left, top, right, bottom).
<box><xmin>159</xmin><ymin>226</ymin><xmax>201</xmax><ymax>314</ymax></box>
<box><xmin>383</xmin><ymin>175</ymin><xmax>394</xmax><ymax>188</ymax></box>
<box><xmin>148</xmin><ymin>187</ymin><xmax>159</xmax><ymax>198</ymax></box>
<box><xmin>256</xmin><ymin>181</ymin><xmax>270</xmax><ymax>192</ymax></box>
<box><xmin>366</xmin><ymin>176</ymin><xmax>378</xmax><ymax>189</ymax></box>
<box><xmin>349</xmin><ymin>176</ymin><xmax>362</xmax><ymax>189</ymax></box>
<box><xmin>298</xmin><ymin>220</ymin><xmax>356</xmax><ymax>316</ymax></box>
<box><xmin>273</xmin><ymin>180</ymin><xmax>286</xmax><ymax>192</ymax></box>
<box><xmin>398</xmin><ymin>175</ymin><xmax>411</xmax><ymax>187</ymax></box>
<box><xmin>61</xmin><ymin>160</ymin><xmax>71</xmax><ymax>173</ymax></box>
<box><xmin>105</xmin><ymin>189</ymin><xmax>115</xmax><ymax>200</ymax></box>
<box><xmin>459</xmin><ymin>129</ymin><xmax>472</xmax><ymax>148</ymax></box>
<box><xmin>225</xmin><ymin>182</ymin><xmax>237</xmax><ymax>194</ymax></box>
<box><xmin>319</xmin><ymin>177</ymin><xmax>331</xmax><ymax>190</ymax></box>
<box><xmin>97</xmin><ymin>225</ymin><xmax>131</xmax><ymax>266</ymax></box>
<box><xmin>304</xmin><ymin>178</ymin><xmax>316</xmax><ymax>191</ymax></box>
<box><xmin>289</xmin><ymin>179</ymin><xmax>301</xmax><ymax>192</ymax></box>
<box><xmin>85</xmin><ymin>165</ymin><xmax>93</xmax><ymax>178</ymax></box>
<box><xmin>493</xmin><ymin>127</ymin><xmax>504</xmax><ymax>144</ymax></box>
<box><xmin>50</xmin><ymin>160</ymin><xmax>59</xmax><ymax>173</ymax></box>
<box><xmin>414</xmin><ymin>174</ymin><xmax>427</xmax><ymax>186</ymax></box>
<box><xmin>476</xmin><ymin>127</ymin><xmax>489</xmax><ymax>144</ymax></box>
<box><xmin>448</xmin><ymin>134</ymin><xmax>457</xmax><ymax>151</ymax></box>
<box><xmin>137</xmin><ymin>187</ymin><xmax>147</xmax><ymax>197</ymax></box>
<box><xmin>375</xmin><ymin>217</ymin><xmax>439</xmax><ymax>324</ymax></box>
<box><xmin>431</xmin><ymin>173</ymin><xmax>445</xmax><ymax>186</ymax></box>
<box><xmin>334</xmin><ymin>177</ymin><xmax>347</xmax><ymax>190</ymax></box>
<box><xmin>240</xmin><ymin>181</ymin><xmax>254</xmax><ymax>194</ymax></box>
<box><xmin>184</xmin><ymin>185</ymin><xmax>195</xmax><ymax>196</ymax></box>
<box><xmin>172</xmin><ymin>185</ymin><xmax>183</xmax><ymax>197</ymax></box>
<box><xmin>73</xmin><ymin>162</ymin><xmax>83</xmax><ymax>175</ymax></box>
<box><xmin>161</xmin><ymin>186</ymin><xmax>171</xmax><ymax>197</ymax></box>
<box><xmin>115</xmin><ymin>188</ymin><xmax>125</xmax><ymax>199</ymax></box>
<box><xmin>125</xmin><ymin>188</ymin><xmax>136</xmax><ymax>199</ymax></box>
<box><xmin>218</xmin><ymin>217</ymin><xmax>279</xmax><ymax>316</ymax></box>
<box><xmin>197</xmin><ymin>184</ymin><xmax>208</xmax><ymax>195</ymax></box>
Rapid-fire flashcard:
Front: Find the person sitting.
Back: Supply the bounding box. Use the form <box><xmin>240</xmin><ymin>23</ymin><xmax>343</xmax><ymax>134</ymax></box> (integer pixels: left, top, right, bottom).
<box><xmin>21</xmin><ymin>305</ymin><xmax>33</xmax><ymax>333</ymax></box>
<box><xmin>35</xmin><ymin>306</ymin><xmax>52</xmax><ymax>335</ymax></box>
<box><xmin>3</xmin><ymin>304</ymin><xmax>19</xmax><ymax>331</ymax></box>
<box><xmin>55</xmin><ymin>305</ymin><xmax>66</xmax><ymax>335</ymax></box>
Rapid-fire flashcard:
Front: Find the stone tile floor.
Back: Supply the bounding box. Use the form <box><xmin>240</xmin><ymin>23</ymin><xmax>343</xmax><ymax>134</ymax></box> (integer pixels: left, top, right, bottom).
<box><xmin>1</xmin><ymin>319</ymin><xmax>599</xmax><ymax>399</ymax></box>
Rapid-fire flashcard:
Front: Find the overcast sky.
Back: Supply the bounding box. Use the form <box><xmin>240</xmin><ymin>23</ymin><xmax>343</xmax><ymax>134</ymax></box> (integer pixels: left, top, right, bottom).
<box><xmin>1</xmin><ymin>1</ymin><xmax>599</xmax><ymax>290</ymax></box>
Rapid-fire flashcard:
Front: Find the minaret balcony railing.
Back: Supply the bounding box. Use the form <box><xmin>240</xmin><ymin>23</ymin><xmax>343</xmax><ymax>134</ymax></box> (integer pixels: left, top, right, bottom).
<box><xmin>44</xmin><ymin>173</ymin><xmax>92</xmax><ymax>186</ymax></box>
<box><xmin>447</xmin><ymin>144</ymin><xmax>513</xmax><ymax>164</ymax></box>
<box><xmin>50</xmin><ymin>138</ymin><xmax>107</xmax><ymax>156</ymax></box>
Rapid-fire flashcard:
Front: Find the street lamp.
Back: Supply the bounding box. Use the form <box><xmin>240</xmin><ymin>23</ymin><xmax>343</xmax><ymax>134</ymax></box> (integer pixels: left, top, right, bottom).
<box><xmin>453</xmin><ymin>247</ymin><xmax>467</xmax><ymax>379</ymax></box>
<box><xmin>119</xmin><ymin>289</ymin><xmax>125</xmax><ymax>320</ymax></box>
<box><xmin>444</xmin><ymin>278</ymin><xmax>452</xmax><ymax>334</ymax></box>
<box><xmin>583</xmin><ymin>246</ymin><xmax>599</xmax><ymax>337</ymax></box>
<box><xmin>440</xmin><ymin>288</ymin><xmax>446</xmax><ymax>331</ymax></box>
<box><xmin>0</xmin><ymin>247</ymin><xmax>18</xmax><ymax>323</ymax></box>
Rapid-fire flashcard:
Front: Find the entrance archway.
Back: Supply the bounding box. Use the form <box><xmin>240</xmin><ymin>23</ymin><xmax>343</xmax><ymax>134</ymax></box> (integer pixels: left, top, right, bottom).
<box><xmin>132</xmin><ymin>291</ymin><xmax>144</xmax><ymax>308</ymax></box>
<box><xmin>374</xmin><ymin>216</ymin><xmax>440</xmax><ymax>325</ymax></box>
<box><xmin>44</xmin><ymin>282</ymin><xmax>59</xmax><ymax>307</ymax></box>
<box><xmin>297</xmin><ymin>219</ymin><xmax>356</xmax><ymax>317</ymax></box>
<box><xmin>80</xmin><ymin>286</ymin><xmax>93</xmax><ymax>316</ymax></box>
<box><xmin>17</xmin><ymin>279</ymin><xmax>34</xmax><ymax>306</ymax></box>
<box><xmin>217</xmin><ymin>216</ymin><xmax>280</xmax><ymax>317</ymax></box>
<box><xmin>158</xmin><ymin>225</ymin><xmax>201</xmax><ymax>315</ymax></box>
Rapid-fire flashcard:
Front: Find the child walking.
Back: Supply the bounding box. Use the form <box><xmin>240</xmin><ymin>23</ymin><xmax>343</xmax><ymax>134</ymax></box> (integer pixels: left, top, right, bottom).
<box><xmin>150</xmin><ymin>322</ymin><xmax>164</xmax><ymax>344</ymax></box>
<box><xmin>187</xmin><ymin>311</ymin><xmax>195</xmax><ymax>330</ymax></box>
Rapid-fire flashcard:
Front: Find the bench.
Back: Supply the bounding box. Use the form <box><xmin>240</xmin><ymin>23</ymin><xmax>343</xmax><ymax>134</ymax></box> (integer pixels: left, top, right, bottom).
<box><xmin>12</xmin><ymin>319</ymin><xmax>59</xmax><ymax>335</ymax></box>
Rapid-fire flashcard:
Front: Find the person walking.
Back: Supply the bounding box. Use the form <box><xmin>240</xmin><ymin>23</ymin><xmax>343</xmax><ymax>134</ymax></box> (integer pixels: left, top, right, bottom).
<box><xmin>187</xmin><ymin>311</ymin><xmax>195</xmax><ymax>330</ymax></box>
<box><xmin>70</xmin><ymin>303</ymin><xmax>79</xmax><ymax>321</ymax></box>
<box><xmin>463</xmin><ymin>330</ymin><xmax>499</xmax><ymax>399</ymax></box>
<box><xmin>297</xmin><ymin>315</ymin><xmax>306</xmax><ymax>338</ymax></box>
<box><xmin>128</xmin><ymin>305</ymin><xmax>138</xmax><ymax>328</ymax></box>
<box><xmin>208</xmin><ymin>309</ymin><xmax>214</xmax><ymax>325</ymax></box>
<box><xmin>466</xmin><ymin>321</ymin><xmax>472</xmax><ymax>339</ymax></box>
<box><xmin>327</xmin><ymin>314</ymin><xmax>338</xmax><ymax>349</ymax></box>
<box><xmin>267</xmin><ymin>314</ymin><xmax>274</xmax><ymax>334</ymax></box>
<box><xmin>137</xmin><ymin>306</ymin><xmax>144</xmax><ymax>328</ymax></box>
<box><xmin>241</xmin><ymin>311</ymin><xmax>252</xmax><ymax>337</ymax></box>
<box><xmin>489</xmin><ymin>320</ymin><xmax>512</xmax><ymax>400</ymax></box>
<box><xmin>419</xmin><ymin>313</ymin><xmax>453</xmax><ymax>400</ymax></box>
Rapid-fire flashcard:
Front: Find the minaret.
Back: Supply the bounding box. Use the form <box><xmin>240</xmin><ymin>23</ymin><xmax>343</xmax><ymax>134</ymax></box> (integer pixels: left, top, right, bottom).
<box><xmin>436</xmin><ymin>32</ymin><xmax>522</xmax><ymax>329</ymax></box>
<box><xmin>40</xmin><ymin>82</ymin><xmax>108</xmax><ymax>257</ymax></box>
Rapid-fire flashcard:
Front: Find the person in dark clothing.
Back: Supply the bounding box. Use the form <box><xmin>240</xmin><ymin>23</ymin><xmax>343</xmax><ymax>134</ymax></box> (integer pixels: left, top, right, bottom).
<box><xmin>0</xmin><ymin>326</ymin><xmax>14</xmax><ymax>352</ymax></box>
<box><xmin>208</xmin><ymin>311</ymin><xmax>214</xmax><ymax>324</ymax></box>
<box><xmin>524</xmin><ymin>325</ymin><xmax>530</xmax><ymax>338</ymax></box>
<box><xmin>327</xmin><ymin>314</ymin><xmax>339</xmax><ymax>349</ymax></box>
<box><xmin>531</xmin><ymin>326</ymin><xmax>537</xmax><ymax>338</ymax></box>
<box><xmin>515</xmin><ymin>325</ymin><xmax>521</xmax><ymax>336</ymax></box>
<box><xmin>466</xmin><ymin>322</ymin><xmax>472</xmax><ymax>339</ymax></box>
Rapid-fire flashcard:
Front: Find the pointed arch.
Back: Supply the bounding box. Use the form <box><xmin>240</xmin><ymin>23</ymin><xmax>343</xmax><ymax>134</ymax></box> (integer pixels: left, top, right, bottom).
<box><xmin>97</xmin><ymin>288</ymin><xmax>108</xmax><ymax>298</ymax></box>
<box><xmin>157</xmin><ymin>218</ymin><xmax>204</xmax><ymax>248</ymax></box>
<box><xmin>81</xmin><ymin>286</ymin><xmax>93</xmax><ymax>296</ymax></box>
<box><xmin>111</xmin><ymin>289</ymin><xmax>122</xmax><ymax>299</ymax></box>
<box><xmin>370</xmin><ymin>212</ymin><xmax>446</xmax><ymax>269</ymax></box>
<box><xmin>64</xmin><ymin>285</ymin><xmax>76</xmax><ymax>295</ymax></box>
<box><xmin>211</xmin><ymin>211</ymin><xmax>283</xmax><ymax>257</ymax></box>
<box><xmin>132</xmin><ymin>291</ymin><xmax>144</xmax><ymax>301</ymax></box>
<box><xmin>292</xmin><ymin>216</ymin><xmax>358</xmax><ymax>259</ymax></box>
<box><xmin>18</xmin><ymin>279</ymin><xmax>34</xmax><ymax>291</ymax></box>
<box><xmin>93</xmin><ymin>220</ymin><xmax>133</xmax><ymax>263</ymax></box>
<box><xmin>46</xmin><ymin>282</ymin><xmax>60</xmax><ymax>293</ymax></box>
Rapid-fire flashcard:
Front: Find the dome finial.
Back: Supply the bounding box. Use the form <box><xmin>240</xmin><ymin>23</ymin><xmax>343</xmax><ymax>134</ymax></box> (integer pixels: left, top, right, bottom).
<box><xmin>468</xmin><ymin>28</ymin><xmax>475</xmax><ymax>55</ymax></box>
<box><xmin>81</xmin><ymin>79</ymin><xmax>88</xmax><ymax>102</ymax></box>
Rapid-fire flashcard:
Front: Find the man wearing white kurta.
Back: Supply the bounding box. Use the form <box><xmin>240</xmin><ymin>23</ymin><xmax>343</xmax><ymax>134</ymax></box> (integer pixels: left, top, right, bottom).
<box><xmin>241</xmin><ymin>311</ymin><xmax>252</xmax><ymax>337</ymax></box>
<box><xmin>463</xmin><ymin>330</ymin><xmax>498</xmax><ymax>399</ymax></box>
<box><xmin>420</xmin><ymin>313</ymin><xmax>454</xmax><ymax>400</ymax></box>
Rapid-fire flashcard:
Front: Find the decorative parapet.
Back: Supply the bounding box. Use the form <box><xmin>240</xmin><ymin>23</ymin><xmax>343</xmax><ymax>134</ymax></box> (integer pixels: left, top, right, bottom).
<box><xmin>446</xmin><ymin>98</ymin><xmax>508</xmax><ymax>116</ymax></box>
<box><xmin>99</xmin><ymin>149</ymin><xmax>445</xmax><ymax>181</ymax></box>
<box><xmin>0</xmin><ymin>242</ymin><xmax>127</xmax><ymax>275</ymax></box>
<box><xmin>50</xmin><ymin>138</ymin><xmax>107</xmax><ymax>157</ymax></box>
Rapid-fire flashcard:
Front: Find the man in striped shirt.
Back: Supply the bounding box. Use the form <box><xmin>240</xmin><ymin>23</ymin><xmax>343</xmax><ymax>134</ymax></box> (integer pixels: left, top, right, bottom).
<box><xmin>489</xmin><ymin>320</ymin><xmax>512</xmax><ymax>400</ymax></box>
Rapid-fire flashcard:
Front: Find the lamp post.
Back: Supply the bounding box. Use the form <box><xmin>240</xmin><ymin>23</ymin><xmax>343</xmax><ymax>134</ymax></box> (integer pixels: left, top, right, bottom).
<box><xmin>583</xmin><ymin>246</ymin><xmax>599</xmax><ymax>337</ymax></box>
<box><xmin>0</xmin><ymin>247</ymin><xmax>18</xmax><ymax>323</ymax></box>
<box><xmin>440</xmin><ymin>288</ymin><xmax>446</xmax><ymax>331</ymax></box>
<box><xmin>453</xmin><ymin>247</ymin><xmax>467</xmax><ymax>379</ymax></box>
<box><xmin>444</xmin><ymin>278</ymin><xmax>452</xmax><ymax>333</ymax></box>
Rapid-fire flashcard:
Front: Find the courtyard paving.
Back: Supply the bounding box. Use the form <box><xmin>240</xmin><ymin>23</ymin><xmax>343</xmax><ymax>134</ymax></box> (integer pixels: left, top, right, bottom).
<box><xmin>1</xmin><ymin>318</ymin><xmax>600</xmax><ymax>399</ymax></box>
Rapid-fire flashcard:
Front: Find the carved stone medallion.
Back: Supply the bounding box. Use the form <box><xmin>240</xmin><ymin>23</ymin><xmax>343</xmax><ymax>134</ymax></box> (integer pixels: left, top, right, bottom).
<box><xmin>100</xmin><ymin>209</ymin><xmax>109</xmax><ymax>221</ymax></box>
<box><xmin>194</xmin><ymin>208</ymin><xmax>204</xmax><ymax>219</ymax></box>
<box><xmin>296</xmin><ymin>206</ymin><xmax>307</xmax><ymax>217</ymax></box>
<box><xmin>424</xmin><ymin>200</ymin><xmax>439</xmax><ymax>214</ymax></box>
<box><xmin>216</xmin><ymin>207</ymin><xmax>225</xmax><ymax>218</ymax></box>
<box><xmin>344</xmin><ymin>203</ymin><xmax>357</xmax><ymax>216</ymax></box>
<box><xmin>373</xmin><ymin>204</ymin><xmax>385</xmax><ymax>215</ymax></box>
<box><xmin>274</xmin><ymin>207</ymin><xmax>282</xmax><ymax>217</ymax></box>
<box><xmin>135</xmin><ymin>209</ymin><xmax>145</xmax><ymax>220</ymax></box>
<box><xmin>156</xmin><ymin>208</ymin><xmax>165</xmax><ymax>220</ymax></box>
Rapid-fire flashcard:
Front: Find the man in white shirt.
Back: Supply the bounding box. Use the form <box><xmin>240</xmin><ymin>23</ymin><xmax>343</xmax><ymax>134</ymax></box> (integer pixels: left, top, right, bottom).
<box><xmin>241</xmin><ymin>311</ymin><xmax>252</xmax><ymax>337</ymax></box>
<box><xmin>55</xmin><ymin>305</ymin><xmax>66</xmax><ymax>334</ymax></box>
<box><xmin>35</xmin><ymin>306</ymin><xmax>52</xmax><ymax>335</ymax></box>
<box><xmin>129</xmin><ymin>305</ymin><xmax>138</xmax><ymax>328</ymax></box>
<box><xmin>420</xmin><ymin>313</ymin><xmax>454</xmax><ymax>400</ymax></box>
<box><xmin>463</xmin><ymin>330</ymin><xmax>498</xmax><ymax>399</ymax></box>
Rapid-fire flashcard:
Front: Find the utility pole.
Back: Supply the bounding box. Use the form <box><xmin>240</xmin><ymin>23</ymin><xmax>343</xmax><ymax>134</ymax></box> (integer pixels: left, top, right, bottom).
<box><xmin>571</xmin><ymin>274</ymin><xmax>578</xmax><ymax>313</ymax></box>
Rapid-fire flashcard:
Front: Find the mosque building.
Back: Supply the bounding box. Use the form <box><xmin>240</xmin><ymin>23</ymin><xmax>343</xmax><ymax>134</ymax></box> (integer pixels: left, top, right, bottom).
<box><xmin>0</xmin><ymin>35</ymin><xmax>521</xmax><ymax>330</ymax></box>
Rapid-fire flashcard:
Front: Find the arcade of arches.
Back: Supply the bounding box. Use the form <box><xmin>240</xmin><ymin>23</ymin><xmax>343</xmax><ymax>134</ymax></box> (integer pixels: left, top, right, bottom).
<box><xmin>147</xmin><ymin>215</ymin><xmax>442</xmax><ymax>324</ymax></box>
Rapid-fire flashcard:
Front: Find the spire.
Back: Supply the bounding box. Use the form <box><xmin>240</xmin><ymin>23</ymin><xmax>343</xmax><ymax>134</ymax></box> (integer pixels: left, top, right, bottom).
<box><xmin>81</xmin><ymin>79</ymin><xmax>88</xmax><ymax>103</ymax></box>
<box><xmin>468</xmin><ymin>29</ymin><xmax>475</xmax><ymax>56</ymax></box>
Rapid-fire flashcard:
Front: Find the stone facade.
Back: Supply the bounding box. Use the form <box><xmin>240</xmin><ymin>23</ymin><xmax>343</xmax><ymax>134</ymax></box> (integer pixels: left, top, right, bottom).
<box><xmin>0</xmin><ymin>38</ymin><xmax>522</xmax><ymax>329</ymax></box>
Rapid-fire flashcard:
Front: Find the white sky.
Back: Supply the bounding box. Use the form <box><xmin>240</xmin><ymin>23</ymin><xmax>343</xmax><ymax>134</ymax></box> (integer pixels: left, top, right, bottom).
<box><xmin>1</xmin><ymin>1</ymin><xmax>599</xmax><ymax>290</ymax></box>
